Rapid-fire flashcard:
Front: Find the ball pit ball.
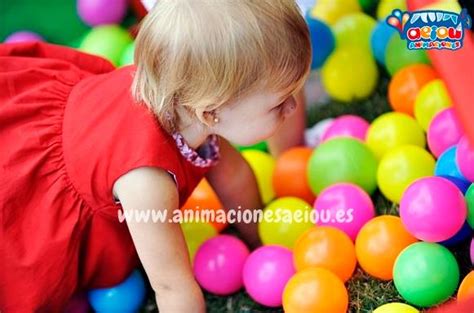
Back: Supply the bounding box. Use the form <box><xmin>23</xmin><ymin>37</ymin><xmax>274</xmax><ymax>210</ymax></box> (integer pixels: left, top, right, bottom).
<box><xmin>242</xmin><ymin>150</ymin><xmax>276</xmax><ymax>204</ymax></box>
<box><xmin>414</xmin><ymin>79</ymin><xmax>452</xmax><ymax>131</ymax></box>
<box><xmin>242</xmin><ymin>246</ymin><xmax>295</xmax><ymax>307</ymax></box>
<box><xmin>366</xmin><ymin>112</ymin><xmax>426</xmax><ymax>160</ymax></box>
<box><xmin>471</xmin><ymin>237</ymin><xmax>474</xmax><ymax>265</ymax></box>
<box><xmin>439</xmin><ymin>221</ymin><xmax>472</xmax><ymax>247</ymax></box>
<box><xmin>5</xmin><ymin>31</ymin><xmax>44</xmax><ymax>43</ymax></box>
<box><xmin>428</xmin><ymin>108</ymin><xmax>463</xmax><ymax>158</ymax></box>
<box><xmin>457</xmin><ymin>271</ymin><xmax>474</xmax><ymax>302</ymax></box>
<box><xmin>180</xmin><ymin>221</ymin><xmax>217</xmax><ymax>262</ymax></box>
<box><xmin>400</xmin><ymin>176</ymin><xmax>467</xmax><ymax>242</ymax></box>
<box><xmin>294</xmin><ymin>226</ymin><xmax>356</xmax><ymax>282</ymax></box>
<box><xmin>355</xmin><ymin>215</ymin><xmax>418</xmax><ymax>281</ymax></box>
<box><xmin>393</xmin><ymin>242</ymin><xmax>460</xmax><ymax>308</ymax></box>
<box><xmin>332</xmin><ymin>12</ymin><xmax>376</xmax><ymax>52</ymax></box>
<box><xmin>467</xmin><ymin>185</ymin><xmax>474</xmax><ymax>229</ymax></box>
<box><xmin>388</xmin><ymin>64</ymin><xmax>438</xmax><ymax>116</ymax></box>
<box><xmin>306</xmin><ymin>15</ymin><xmax>335</xmax><ymax>70</ymax></box>
<box><xmin>77</xmin><ymin>0</ymin><xmax>128</xmax><ymax>27</ymax></box>
<box><xmin>272</xmin><ymin>147</ymin><xmax>315</xmax><ymax>204</ymax></box>
<box><xmin>283</xmin><ymin>267</ymin><xmax>349</xmax><ymax>313</ymax></box>
<box><xmin>258</xmin><ymin>197</ymin><xmax>314</xmax><ymax>249</ymax></box>
<box><xmin>304</xmin><ymin>118</ymin><xmax>334</xmax><ymax>148</ymax></box>
<box><xmin>377</xmin><ymin>145</ymin><xmax>435</xmax><ymax>204</ymax></box>
<box><xmin>313</xmin><ymin>183</ymin><xmax>375</xmax><ymax>240</ymax></box>
<box><xmin>370</xmin><ymin>21</ymin><xmax>396</xmax><ymax>65</ymax></box>
<box><xmin>321</xmin><ymin>45</ymin><xmax>378</xmax><ymax>102</ymax></box>
<box><xmin>358</xmin><ymin>0</ymin><xmax>377</xmax><ymax>12</ymax></box>
<box><xmin>88</xmin><ymin>270</ymin><xmax>146</xmax><ymax>313</ymax></box>
<box><xmin>457</xmin><ymin>136</ymin><xmax>474</xmax><ymax>182</ymax></box>
<box><xmin>377</xmin><ymin>0</ymin><xmax>407</xmax><ymax>20</ymax></box>
<box><xmin>385</xmin><ymin>34</ymin><xmax>430</xmax><ymax>76</ymax></box>
<box><xmin>439</xmin><ymin>175</ymin><xmax>471</xmax><ymax>194</ymax></box>
<box><xmin>309</xmin><ymin>0</ymin><xmax>361</xmax><ymax>26</ymax></box>
<box><xmin>307</xmin><ymin>138</ymin><xmax>378</xmax><ymax>195</ymax></box>
<box><xmin>321</xmin><ymin>114</ymin><xmax>369</xmax><ymax>142</ymax></box>
<box><xmin>120</xmin><ymin>42</ymin><xmax>135</xmax><ymax>67</ymax></box>
<box><xmin>193</xmin><ymin>235</ymin><xmax>249</xmax><ymax>295</ymax></box>
<box><xmin>435</xmin><ymin>146</ymin><xmax>468</xmax><ymax>182</ymax></box>
<box><xmin>373</xmin><ymin>303</ymin><xmax>419</xmax><ymax>313</ymax></box>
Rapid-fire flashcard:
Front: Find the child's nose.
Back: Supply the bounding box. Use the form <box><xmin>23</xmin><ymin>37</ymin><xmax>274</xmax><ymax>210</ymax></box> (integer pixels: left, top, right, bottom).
<box><xmin>282</xmin><ymin>96</ymin><xmax>297</xmax><ymax>117</ymax></box>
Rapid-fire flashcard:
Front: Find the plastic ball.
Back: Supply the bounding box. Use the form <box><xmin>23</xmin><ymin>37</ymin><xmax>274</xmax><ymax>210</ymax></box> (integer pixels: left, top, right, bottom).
<box><xmin>400</xmin><ymin>176</ymin><xmax>467</xmax><ymax>242</ymax></box>
<box><xmin>294</xmin><ymin>226</ymin><xmax>356</xmax><ymax>282</ymax></box>
<box><xmin>467</xmin><ymin>185</ymin><xmax>474</xmax><ymax>229</ymax></box>
<box><xmin>439</xmin><ymin>221</ymin><xmax>472</xmax><ymax>247</ymax></box>
<box><xmin>458</xmin><ymin>271</ymin><xmax>474</xmax><ymax>302</ymax></box>
<box><xmin>88</xmin><ymin>270</ymin><xmax>146</xmax><ymax>313</ymax></box>
<box><xmin>358</xmin><ymin>0</ymin><xmax>377</xmax><ymax>12</ymax></box>
<box><xmin>181</xmin><ymin>221</ymin><xmax>217</xmax><ymax>262</ymax></box>
<box><xmin>242</xmin><ymin>150</ymin><xmax>276</xmax><ymax>204</ymax></box>
<box><xmin>283</xmin><ymin>267</ymin><xmax>349</xmax><ymax>313</ymax></box>
<box><xmin>428</xmin><ymin>108</ymin><xmax>463</xmax><ymax>158</ymax></box>
<box><xmin>435</xmin><ymin>146</ymin><xmax>468</xmax><ymax>182</ymax></box>
<box><xmin>309</xmin><ymin>0</ymin><xmax>361</xmax><ymax>25</ymax></box>
<box><xmin>414</xmin><ymin>79</ymin><xmax>452</xmax><ymax>131</ymax></box>
<box><xmin>130</xmin><ymin>0</ymin><xmax>149</xmax><ymax>20</ymax></box>
<box><xmin>371</xmin><ymin>21</ymin><xmax>396</xmax><ymax>65</ymax></box>
<box><xmin>355</xmin><ymin>215</ymin><xmax>418</xmax><ymax>280</ymax></box>
<box><xmin>439</xmin><ymin>175</ymin><xmax>471</xmax><ymax>194</ymax></box>
<box><xmin>305</xmin><ymin>118</ymin><xmax>334</xmax><ymax>148</ymax></box>
<box><xmin>321</xmin><ymin>114</ymin><xmax>369</xmax><ymax>142</ymax></box>
<box><xmin>385</xmin><ymin>34</ymin><xmax>430</xmax><ymax>76</ymax></box>
<box><xmin>322</xmin><ymin>45</ymin><xmax>378</xmax><ymax>102</ymax></box>
<box><xmin>306</xmin><ymin>15</ymin><xmax>335</xmax><ymax>69</ymax></box>
<box><xmin>333</xmin><ymin>13</ymin><xmax>376</xmax><ymax>51</ymax></box>
<box><xmin>5</xmin><ymin>31</ymin><xmax>44</xmax><ymax>43</ymax></box>
<box><xmin>366</xmin><ymin>112</ymin><xmax>426</xmax><ymax>160</ymax></box>
<box><xmin>181</xmin><ymin>179</ymin><xmax>226</xmax><ymax>232</ymax></box>
<box><xmin>378</xmin><ymin>145</ymin><xmax>435</xmax><ymax>203</ymax></box>
<box><xmin>393</xmin><ymin>242</ymin><xmax>460</xmax><ymax>307</ymax></box>
<box><xmin>237</xmin><ymin>141</ymin><xmax>268</xmax><ymax>152</ymax></box>
<box><xmin>272</xmin><ymin>147</ymin><xmax>315</xmax><ymax>204</ymax></box>
<box><xmin>377</xmin><ymin>0</ymin><xmax>407</xmax><ymax>20</ymax></box>
<box><xmin>457</xmin><ymin>136</ymin><xmax>474</xmax><ymax>182</ymax></box>
<box><xmin>471</xmin><ymin>238</ymin><xmax>474</xmax><ymax>265</ymax></box>
<box><xmin>242</xmin><ymin>246</ymin><xmax>295</xmax><ymax>307</ymax></box>
<box><xmin>77</xmin><ymin>0</ymin><xmax>127</xmax><ymax>26</ymax></box>
<box><xmin>422</xmin><ymin>0</ymin><xmax>462</xmax><ymax>13</ymax></box>
<box><xmin>258</xmin><ymin>197</ymin><xmax>314</xmax><ymax>249</ymax></box>
<box><xmin>388</xmin><ymin>64</ymin><xmax>438</xmax><ymax>116</ymax></box>
<box><xmin>313</xmin><ymin>183</ymin><xmax>375</xmax><ymax>240</ymax></box>
<box><xmin>307</xmin><ymin>138</ymin><xmax>378</xmax><ymax>195</ymax></box>
<box><xmin>193</xmin><ymin>235</ymin><xmax>249</xmax><ymax>295</ymax></box>
<box><xmin>120</xmin><ymin>42</ymin><xmax>135</xmax><ymax>67</ymax></box>
<box><xmin>373</xmin><ymin>303</ymin><xmax>419</xmax><ymax>313</ymax></box>
<box><xmin>79</xmin><ymin>25</ymin><xmax>132</xmax><ymax>66</ymax></box>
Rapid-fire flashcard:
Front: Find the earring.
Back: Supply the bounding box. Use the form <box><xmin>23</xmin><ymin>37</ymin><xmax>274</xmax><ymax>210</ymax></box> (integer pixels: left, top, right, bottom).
<box><xmin>213</xmin><ymin>116</ymin><xmax>220</xmax><ymax>124</ymax></box>
<box><xmin>211</xmin><ymin>111</ymin><xmax>220</xmax><ymax>124</ymax></box>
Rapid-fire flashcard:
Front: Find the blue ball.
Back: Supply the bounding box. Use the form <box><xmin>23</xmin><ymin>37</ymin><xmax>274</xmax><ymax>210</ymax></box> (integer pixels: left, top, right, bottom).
<box><xmin>370</xmin><ymin>21</ymin><xmax>396</xmax><ymax>65</ymax></box>
<box><xmin>88</xmin><ymin>270</ymin><xmax>146</xmax><ymax>313</ymax></box>
<box><xmin>305</xmin><ymin>14</ymin><xmax>335</xmax><ymax>70</ymax></box>
<box><xmin>439</xmin><ymin>221</ymin><xmax>473</xmax><ymax>246</ymax></box>
<box><xmin>439</xmin><ymin>175</ymin><xmax>471</xmax><ymax>194</ymax></box>
<box><xmin>435</xmin><ymin>146</ymin><xmax>469</xmax><ymax>183</ymax></box>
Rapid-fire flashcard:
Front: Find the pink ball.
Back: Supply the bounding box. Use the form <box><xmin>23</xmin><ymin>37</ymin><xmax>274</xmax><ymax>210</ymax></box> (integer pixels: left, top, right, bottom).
<box><xmin>78</xmin><ymin>0</ymin><xmax>128</xmax><ymax>26</ymax></box>
<box><xmin>313</xmin><ymin>183</ymin><xmax>375</xmax><ymax>240</ymax></box>
<box><xmin>427</xmin><ymin>108</ymin><xmax>463</xmax><ymax>158</ymax></box>
<box><xmin>400</xmin><ymin>176</ymin><xmax>467</xmax><ymax>242</ymax></box>
<box><xmin>457</xmin><ymin>136</ymin><xmax>474</xmax><ymax>182</ymax></box>
<box><xmin>64</xmin><ymin>293</ymin><xmax>89</xmax><ymax>313</ymax></box>
<box><xmin>242</xmin><ymin>246</ymin><xmax>295</xmax><ymax>307</ymax></box>
<box><xmin>321</xmin><ymin>115</ymin><xmax>369</xmax><ymax>142</ymax></box>
<box><xmin>193</xmin><ymin>235</ymin><xmax>249</xmax><ymax>295</ymax></box>
<box><xmin>5</xmin><ymin>31</ymin><xmax>44</xmax><ymax>43</ymax></box>
<box><xmin>471</xmin><ymin>237</ymin><xmax>474</xmax><ymax>265</ymax></box>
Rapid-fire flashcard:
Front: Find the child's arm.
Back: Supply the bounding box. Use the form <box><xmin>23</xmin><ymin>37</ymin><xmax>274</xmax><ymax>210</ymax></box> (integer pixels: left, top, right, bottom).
<box><xmin>114</xmin><ymin>167</ymin><xmax>205</xmax><ymax>313</ymax></box>
<box><xmin>206</xmin><ymin>138</ymin><xmax>263</xmax><ymax>248</ymax></box>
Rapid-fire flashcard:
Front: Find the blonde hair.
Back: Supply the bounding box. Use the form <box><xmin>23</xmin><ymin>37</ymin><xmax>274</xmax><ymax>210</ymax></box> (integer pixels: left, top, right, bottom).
<box><xmin>132</xmin><ymin>0</ymin><xmax>311</xmax><ymax>132</ymax></box>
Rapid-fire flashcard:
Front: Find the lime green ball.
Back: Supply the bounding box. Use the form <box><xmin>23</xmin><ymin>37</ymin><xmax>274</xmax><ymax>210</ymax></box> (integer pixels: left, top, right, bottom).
<box><xmin>79</xmin><ymin>25</ymin><xmax>132</xmax><ymax>66</ymax></box>
<box><xmin>119</xmin><ymin>41</ymin><xmax>135</xmax><ymax>67</ymax></box>
<box><xmin>307</xmin><ymin>138</ymin><xmax>378</xmax><ymax>195</ymax></box>
<box><xmin>333</xmin><ymin>12</ymin><xmax>376</xmax><ymax>52</ymax></box>
<box><xmin>385</xmin><ymin>34</ymin><xmax>430</xmax><ymax>76</ymax></box>
<box><xmin>322</xmin><ymin>45</ymin><xmax>378</xmax><ymax>102</ymax></box>
<box><xmin>181</xmin><ymin>221</ymin><xmax>216</xmax><ymax>262</ymax></box>
<box><xmin>393</xmin><ymin>242</ymin><xmax>459</xmax><ymax>307</ymax></box>
<box><xmin>237</xmin><ymin>141</ymin><xmax>268</xmax><ymax>153</ymax></box>
<box><xmin>377</xmin><ymin>0</ymin><xmax>407</xmax><ymax>20</ymax></box>
<box><xmin>466</xmin><ymin>184</ymin><xmax>474</xmax><ymax>229</ymax></box>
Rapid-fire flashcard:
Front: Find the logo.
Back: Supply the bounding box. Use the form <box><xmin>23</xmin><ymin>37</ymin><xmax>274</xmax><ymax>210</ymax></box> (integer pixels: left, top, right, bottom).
<box><xmin>386</xmin><ymin>9</ymin><xmax>472</xmax><ymax>50</ymax></box>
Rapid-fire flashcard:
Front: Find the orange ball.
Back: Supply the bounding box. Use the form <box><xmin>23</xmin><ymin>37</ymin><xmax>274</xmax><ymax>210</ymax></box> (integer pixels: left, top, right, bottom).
<box><xmin>458</xmin><ymin>271</ymin><xmax>474</xmax><ymax>302</ymax></box>
<box><xmin>272</xmin><ymin>147</ymin><xmax>316</xmax><ymax>204</ymax></box>
<box><xmin>181</xmin><ymin>179</ymin><xmax>227</xmax><ymax>232</ymax></box>
<box><xmin>388</xmin><ymin>64</ymin><xmax>438</xmax><ymax>116</ymax></box>
<box><xmin>294</xmin><ymin>226</ymin><xmax>356</xmax><ymax>282</ymax></box>
<box><xmin>283</xmin><ymin>267</ymin><xmax>348</xmax><ymax>313</ymax></box>
<box><xmin>355</xmin><ymin>215</ymin><xmax>418</xmax><ymax>280</ymax></box>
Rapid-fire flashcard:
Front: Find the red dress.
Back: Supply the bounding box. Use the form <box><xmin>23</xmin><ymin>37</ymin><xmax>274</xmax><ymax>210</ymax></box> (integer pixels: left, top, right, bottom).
<box><xmin>0</xmin><ymin>42</ymin><xmax>210</xmax><ymax>312</ymax></box>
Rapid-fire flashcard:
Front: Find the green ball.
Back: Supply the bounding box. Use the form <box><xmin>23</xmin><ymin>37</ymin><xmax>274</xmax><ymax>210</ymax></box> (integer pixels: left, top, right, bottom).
<box><xmin>358</xmin><ymin>0</ymin><xmax>377</xmax><ymax>11</ymax></box>
<box><xmin>79</xmin><ymin>25</ymin><xmax>132</xmax><ymax>66</ymax></box>
<box><xmin>385</xmin><ymin>34</ymin><xmax>430</xmax><ymax>76</ymax></box>
<box><xmin>333</xmin><ymin>12</ymin><xmax>376</xmax><ymax>51</ymax></box>
<box><xmin>237</xmin><ymin>141</ymin><xmax>268</xmax><ymax>153</ymax></box>
<box><xmin>466</xmin><ymin>184</ymin><xmax>474</xmax><ymax>229</ymax></box>
<box><xmin>120</xmin><ymin>41</ymin><xmax>135</xmax><ymax>67</ymax></box>
<box><xmin>307</xmin><ymin>138</ymin><xmax>378</xmax><ymax>195</ymax></box>
<box><xmin>393</xmin><ymin>242</ymin><xmax>460</xmax><ymax>308</ymax></box>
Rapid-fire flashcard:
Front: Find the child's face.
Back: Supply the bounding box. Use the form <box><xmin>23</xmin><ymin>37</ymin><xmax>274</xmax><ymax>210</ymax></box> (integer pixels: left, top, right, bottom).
<box><xmin>214</xmin><ymin>90</ymin><xmax>297</xmax><ymax>146</ymax></box>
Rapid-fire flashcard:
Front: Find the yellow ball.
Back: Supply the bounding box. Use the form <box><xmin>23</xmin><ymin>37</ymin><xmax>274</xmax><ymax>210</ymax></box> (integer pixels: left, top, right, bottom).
<box><xmin>181</xmin><ymin>221</ymin><xmax>217</xmax><ymax>262</ymax></box>
<box><xmin>366</xmin><ymin>112</ymin><xmax>426</xmax><ymax>160</ymax></box>
<box><xmin>373</xmin><ymin>303</ymin><xmax>419</xmax><ymax>313</ymax></box>
<box><xmin>422</xmin><ymin>0</ymin><xmax>461</xmax><ymax>13</ymax></box>
<box><xmin>414</xmin><ymin>79</ymin><xmax>452</xmax><ymax>131</ymax></box>
<box><xmin>242</xmin><ymin>150</ymin><xmax>276</xmax><ymax>204</ymax></box>
<box><xmin>377</xmin><ymin>0</ymin><xmax>407</xmax><ymax>20</ymax></box>
<box><xmin>258</xmin><ymin>197</ymin><xmax>314</xmax><ymax>249</ymax></box>
<box><xmin>377</xmin><ymin>145</ymin><xmax>435</xmax><ymax>203</ymax></box>
<box><xmin>310</xmin><ymin>0</ymin><xmax>361</xmax><ymax>25</ymax></box>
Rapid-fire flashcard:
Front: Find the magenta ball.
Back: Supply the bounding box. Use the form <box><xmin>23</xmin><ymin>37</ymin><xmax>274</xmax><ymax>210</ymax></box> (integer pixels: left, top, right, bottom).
<box><xmin>456</xmin><ymin>136</ymin><xmax>474</xmax><ymax>182</ymax></box>
<box><xmin>471</xmin><ymin>237</ymin><xmax>474</xmax><ymax>265</ymax></box>
<box><xmin>427</xmin><ymin>108</ymin><xmax>463</xmax><ymax>158</ymax></box>
<box><xmin>400</xmin><ymin>176</ymin><xmax>467</xmax><ymax>242</ymax></box>
<box><xmin>321</xmin><ymin>115</ymin><xmax>369</xmax><ymax>142</ymax></box>
<box><xmin>5</xmin><ymin>31</ymin><xmax>44</xmax><ymax>43</ymax></box>
<box><xmin>193</xmin><ymin>235</ymin><xmax>249</xmax><ymax>295</ymax></box>
<box><xmin>242</xmin><ymin>246</ymin><xmax>295</xmax><ymax>307</ymax></box>
<box><xmin>313</xmin><ymin>183</ymin><xmax>375</xmax><ymax>240</ymax></box>
<box><xmin>77</xmin><ymin>0</ymin><xmax>128</xmax><ymax>26</ymax></box>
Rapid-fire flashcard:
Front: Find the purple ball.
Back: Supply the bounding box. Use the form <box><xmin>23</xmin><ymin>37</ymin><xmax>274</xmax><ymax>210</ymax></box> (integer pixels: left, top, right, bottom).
<box><xmin>4</xmin><ymin>31</ymin><xmax>44</xmax><ymax>43</ymax></box>
<box><xmin>78</xmin><ymin>0</ymin><xmax>128</xmax><ymax>26</ymax></box>
<box><xmin>471</xmin><ymin>237</ymin><xmax>474</xmax><ymax>265</ymax></box>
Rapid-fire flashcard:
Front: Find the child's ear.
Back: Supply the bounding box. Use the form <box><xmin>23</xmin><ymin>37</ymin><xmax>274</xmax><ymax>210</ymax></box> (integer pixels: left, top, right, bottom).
<box><xmin>194</xmin><ymin>108</ymin><xmax>216</xmax><ymax>127</ymax></box>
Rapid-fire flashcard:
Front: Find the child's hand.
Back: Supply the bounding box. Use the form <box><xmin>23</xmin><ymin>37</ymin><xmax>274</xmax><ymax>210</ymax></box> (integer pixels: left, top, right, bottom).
<box><xmin>155</xmin><ymin>280</ymin><xmax>205</xmax><ymax>313</ymax></box>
